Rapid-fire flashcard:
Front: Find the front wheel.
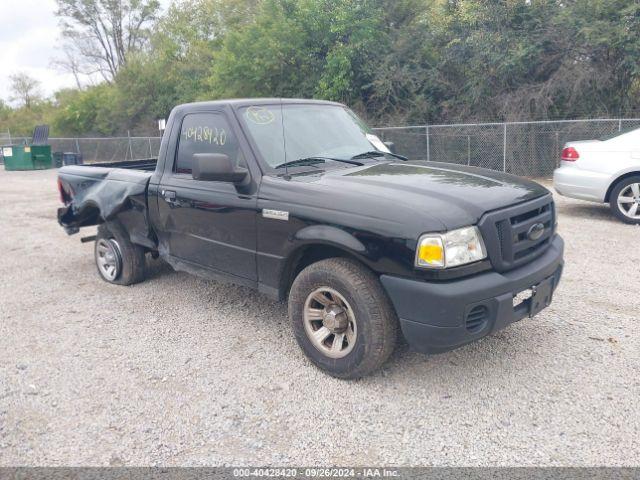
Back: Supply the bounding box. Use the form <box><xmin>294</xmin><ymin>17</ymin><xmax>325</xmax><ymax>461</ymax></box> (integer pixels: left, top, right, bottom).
<box><xmin>288</xmin><ymin>258</ymin><xmax>397</xmax><ymax>379</ymax></box>
<box><xmin>609</xmin><ymin>176</ymin><xmax>640</xmax><ymax>224</ymax></box>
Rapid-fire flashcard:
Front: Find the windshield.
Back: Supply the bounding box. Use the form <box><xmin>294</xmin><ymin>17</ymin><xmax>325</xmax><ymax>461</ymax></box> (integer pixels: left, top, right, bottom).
<box><xmin>238</xmin><ymin>103</ymin><xmax>386</xmax><ymax>169</ymax></box>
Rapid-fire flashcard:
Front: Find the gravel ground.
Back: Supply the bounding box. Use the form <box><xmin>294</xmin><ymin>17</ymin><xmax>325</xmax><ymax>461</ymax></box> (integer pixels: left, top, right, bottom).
<box><xmin>0</xmin><ymin>168</ymin><xmax>638</xmax><ymax>467</ymax></box>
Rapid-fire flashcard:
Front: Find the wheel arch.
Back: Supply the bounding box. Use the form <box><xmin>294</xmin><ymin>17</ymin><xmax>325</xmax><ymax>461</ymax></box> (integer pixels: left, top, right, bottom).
<box><xmin>278</xmin><ymin>226</ymin><xmax>373</xmax><ymax>300</ymax></box>
<box><xmin>605</xmin><ymin>170</ymin><xmax>640</xmax><ymax>203</ymax></box>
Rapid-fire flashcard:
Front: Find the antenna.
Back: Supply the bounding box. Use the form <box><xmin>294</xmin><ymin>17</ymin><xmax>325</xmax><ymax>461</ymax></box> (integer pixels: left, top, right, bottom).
<box><xmin>280</xmin><ymin>98</ymin><xmax>289</xmax><ymax>177</ymax></box>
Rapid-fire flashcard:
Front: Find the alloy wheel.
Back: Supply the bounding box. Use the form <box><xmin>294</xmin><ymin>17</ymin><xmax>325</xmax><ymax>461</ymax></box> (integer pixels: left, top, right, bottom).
<box><xmin>617</xmin><ymin>183</ymin><xmax>640</xmax><ymax>219</ymax></box>
<box><xmin>96</xmin><ymin>238</ymin><xmax>122</xmax><ymax>281</ymax></box>
<box><xmin>303</xmin><ymin>287</ymin><xmax>357</xmax><ymax>359</ymax></box>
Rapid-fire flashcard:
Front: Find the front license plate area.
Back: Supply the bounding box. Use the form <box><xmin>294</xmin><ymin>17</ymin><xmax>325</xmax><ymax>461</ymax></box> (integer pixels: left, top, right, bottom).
<box><xmin>528</xmin><ymin>276</ymin><xmax>554</xmax><ymax>317</ymax></box>
<box><xmin>513</xmin><ymin>288</ymin><xmax>533</xmax><ymax>308</ymax></box>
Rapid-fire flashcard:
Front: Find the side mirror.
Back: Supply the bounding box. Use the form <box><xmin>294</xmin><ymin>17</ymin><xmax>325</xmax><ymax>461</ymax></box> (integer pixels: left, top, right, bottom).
<box><xmin>384</xmin><ymin>141</ymin><xmax>396</xmax><ymax>154</ymax></box>
<box><xmin>192</xmin><ymin>153</ymin><xmax>248</xmax><ymax>183</ymax></box>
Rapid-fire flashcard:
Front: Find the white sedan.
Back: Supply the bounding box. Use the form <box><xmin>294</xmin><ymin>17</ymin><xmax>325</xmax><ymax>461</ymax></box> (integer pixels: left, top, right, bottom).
<box><xmin>553</xmin><ymin>127</ymin><xmax>640</xmax><ymax>223</ymax></box>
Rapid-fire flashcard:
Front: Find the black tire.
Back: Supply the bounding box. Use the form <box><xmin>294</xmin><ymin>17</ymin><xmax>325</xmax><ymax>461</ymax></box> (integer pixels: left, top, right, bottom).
<box><xmin>288</xmin><ymin>258</ymin><xmax>397</xmax><ymax>379</ymax></box>
<box><xmin>95</xmin><ymin>222</ymin><xmax>146</xmax><ymax>285</ymax></box>
<box><xmin>609</xmin><ymin>175</ymin><xmax>640</xmax><ymax>224</ymax></box>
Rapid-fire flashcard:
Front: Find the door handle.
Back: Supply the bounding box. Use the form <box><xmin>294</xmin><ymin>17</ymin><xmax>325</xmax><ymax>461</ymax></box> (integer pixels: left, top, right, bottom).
<box><xmin>162</xmin><ymin>189</ymin><xmax>177</xmax><ymax>202</ymax></box>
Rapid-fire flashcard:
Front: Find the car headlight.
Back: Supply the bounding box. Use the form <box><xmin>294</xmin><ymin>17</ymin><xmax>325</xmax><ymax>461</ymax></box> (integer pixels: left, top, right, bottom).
<box><xmin>415</xmin><ymin>226</ymin><xmax>487</xmax><ymax>269</ymax></box>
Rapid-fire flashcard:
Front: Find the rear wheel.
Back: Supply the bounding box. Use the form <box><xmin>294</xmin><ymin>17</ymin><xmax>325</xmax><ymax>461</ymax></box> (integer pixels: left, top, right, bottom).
<box><xmin>288</xmin><ymin>258</ymin><xmax>397</xmax><ymax>379</ymax></box>
<box><xmin>95</xmin><ymin>223</ymin><xmax>146</xmax><ymax>285</ymax></box>
<box><xmin>95</xmin><ymin>237</ymin><xmax>123</xmax><ymax>281</ymax></box>
<box><xmin>609</xmin><ymin>176</ymin><xmax>640</xmax><ymax>224</ymax></box>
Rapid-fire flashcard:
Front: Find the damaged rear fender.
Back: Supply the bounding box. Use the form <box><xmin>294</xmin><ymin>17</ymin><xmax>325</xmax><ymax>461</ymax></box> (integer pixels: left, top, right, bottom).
<box><xmin>56</xmin><ymin>169</ymin><xmax>156</xmax><ymax>249</ymax></box>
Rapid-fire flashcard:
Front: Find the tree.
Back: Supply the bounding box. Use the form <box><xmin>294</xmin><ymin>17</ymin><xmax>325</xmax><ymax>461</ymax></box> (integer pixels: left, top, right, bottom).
<box><xmin>55</xmin><ymin>0</ymin><xmax>161</xmax><ymax>81</ymax></box>
<box><xmin>153</xmin><ymin>0</ymin><xmax>259</xmax><ymax>104</ymax></box>
<box><xmin>3</xmin><ymin>0</ymin><xmax>639</xmax><ymax>139</ymax></box>
<box><xmin>208</xmin><ymin>0</ymin><xmax>387</xmax><ymax>105</ymax></box>
<box><xmin>565</xmin><ymin>0</ymin><xmax>640</xmax><ymax>116</ymax></box>
<box><xmin>423</xmin><ymin>0</ymin><xmax>640</xmax><ymax>121</ymax></box>
<box><xmin>50</xmin><ymin>44</ymin><xmax>86</xmax><ymax>89</ymax></box>
<box><xmin>8</xmin><ymin>72</ymin><xmax>42</xmax><ymax>108</ymax></box>
<box><xmin>53</xmin><ymin>85</ymin><xmax>120</xmax><ymax>135</ymax></box>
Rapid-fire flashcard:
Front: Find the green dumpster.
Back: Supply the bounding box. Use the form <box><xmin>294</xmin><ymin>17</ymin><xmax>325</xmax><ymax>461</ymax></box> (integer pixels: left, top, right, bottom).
<box><xmin>3</xmin><ymin>145</ymin><xmax>31</xmax><ymax>170</ymax></box>
<box><xmin>32</xmin><ymin>145</ymin><xmax>52</xmax><ymax>169</ymax></box>
<box><xmin>2</xmin><ymin>144</ymin><xmax>52</xmax><ymax>171</ymax></box>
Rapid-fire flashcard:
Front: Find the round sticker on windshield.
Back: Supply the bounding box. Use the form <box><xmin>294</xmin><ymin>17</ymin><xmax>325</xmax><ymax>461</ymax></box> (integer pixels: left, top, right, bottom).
<box><xmin>246</xmin><ymin>106</ymin><xmax>275</xmax><ymax>125</ymax></box>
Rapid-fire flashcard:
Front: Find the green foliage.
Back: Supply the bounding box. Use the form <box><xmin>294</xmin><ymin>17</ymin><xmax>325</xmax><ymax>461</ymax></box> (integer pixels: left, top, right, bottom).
<box><xmin>0</xmin><ymin>102</ymin><xmax>57</xmax><ymax>137</ymax></box>
<box><xmin>52</xmin><ymin>85</ymin><xmax>120</xmax><ymax>135</ymax></box>
<box><xmin>8</xmin><ymin>72</ymin><xmax>43</xmax><ymax>109</ymax></box>
<box><xmin>3</xmin><ymin>0</ymin><xmax>640</xmax><ymax>136</ymax></box>
<box><xmin>208</xmin><ymin>0</ymin><xmax>387</xmax><ymax>108</ymax></box>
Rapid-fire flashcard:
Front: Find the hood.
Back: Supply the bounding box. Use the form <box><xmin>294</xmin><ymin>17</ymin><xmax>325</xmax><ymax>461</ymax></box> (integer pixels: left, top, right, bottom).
<box><xmin>286</xmin><ymin>161</ymin><xmax>550</xmax><ymax>230</ymax></box>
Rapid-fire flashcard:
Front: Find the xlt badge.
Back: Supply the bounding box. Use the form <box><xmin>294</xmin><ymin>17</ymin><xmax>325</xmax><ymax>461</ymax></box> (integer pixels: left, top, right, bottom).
<box><xmin>262</xmin><ymin>209</ymin><xmax>289</xmax><ymax>221</ymax></box>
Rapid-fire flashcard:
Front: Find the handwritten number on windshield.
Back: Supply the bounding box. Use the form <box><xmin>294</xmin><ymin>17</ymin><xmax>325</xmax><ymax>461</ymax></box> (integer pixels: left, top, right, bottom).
<box><xmin>185</xmin><ymin>126</ymin><xmax>227</xmax><ymax>146</ymax></box>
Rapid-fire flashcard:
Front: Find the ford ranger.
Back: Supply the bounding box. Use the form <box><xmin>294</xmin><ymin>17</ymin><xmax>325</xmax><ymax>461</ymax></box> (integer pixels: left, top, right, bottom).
<box><xmin>57</xmin><ymin>99</ymin><xmax>564</xmax><ymax>378</ymax></box>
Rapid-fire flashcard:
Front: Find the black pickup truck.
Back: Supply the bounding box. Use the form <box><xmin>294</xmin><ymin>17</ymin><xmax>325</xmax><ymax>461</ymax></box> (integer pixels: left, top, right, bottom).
<box><xmin>57</xmin><ymin>98</ymin><xmax>564</xmax><ymax>378</ymax></box>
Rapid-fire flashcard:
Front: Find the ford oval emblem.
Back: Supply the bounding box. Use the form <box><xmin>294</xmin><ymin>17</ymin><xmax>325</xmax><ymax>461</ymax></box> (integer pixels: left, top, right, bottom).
<box><xmin>527</xmin><ymin>223</ymin><xmax>545</xmax><ymax>241</ymax></box>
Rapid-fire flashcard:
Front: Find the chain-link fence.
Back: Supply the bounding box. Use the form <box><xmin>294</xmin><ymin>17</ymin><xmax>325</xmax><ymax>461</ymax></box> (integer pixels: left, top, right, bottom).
<box><xmin>3</xmin><ymin>118</ymin><xmax>640</xmax><ymax>175</ymax></box>
<box><xmin>4</xmin><ymin>136</ymin><xmax>162</xmax><ymax>164</ymax></box>
<box><xmin>374</xmin><ymin>118</ymin><xmax>640</xmax><ymax>177</ymax></box>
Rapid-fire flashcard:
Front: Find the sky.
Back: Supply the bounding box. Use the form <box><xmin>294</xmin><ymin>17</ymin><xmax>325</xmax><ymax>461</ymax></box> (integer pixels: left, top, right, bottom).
<box><xmin>0</xmin><ymin>0</ymin><xmax>171</xmax><ymax>105</ymax></box>
<box><xmin>0</xmin><ymin>0</ymin><xmax>76</xmax><ymax>103</ymax></box>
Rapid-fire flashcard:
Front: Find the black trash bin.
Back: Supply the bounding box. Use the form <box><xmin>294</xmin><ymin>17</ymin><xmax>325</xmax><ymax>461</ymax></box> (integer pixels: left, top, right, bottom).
<box><xmin>62</xmin><ymin>152</ymin><xmax>83</xmax><ymax>165</ymax></box>
<box><xmin>52</xmin><ymin>152</ymin><xmax>63</xmax><ymax>168</ymax></box>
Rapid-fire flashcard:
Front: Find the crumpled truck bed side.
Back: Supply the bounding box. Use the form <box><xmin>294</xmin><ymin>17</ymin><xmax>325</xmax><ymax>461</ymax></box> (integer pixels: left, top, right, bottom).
<box><xmin>57</xmin><ymin>165</ymin><xmax>156</xmax><ymax>249</ymax></box>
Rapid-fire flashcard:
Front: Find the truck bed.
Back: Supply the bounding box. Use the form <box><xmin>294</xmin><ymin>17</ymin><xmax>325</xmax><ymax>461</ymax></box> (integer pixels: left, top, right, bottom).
<box><xmin>57</xmin><ymin>160</ymin><xmax>157</xmax><ymax>248</ymax></box>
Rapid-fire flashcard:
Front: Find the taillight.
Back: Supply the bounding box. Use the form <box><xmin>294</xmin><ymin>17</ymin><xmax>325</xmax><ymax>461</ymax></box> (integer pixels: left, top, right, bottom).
<box><xmin>561</xmin><ymin>146</ymin><xmax>579</xmax><ymax>161</ymax></box>
<box><xmin>57</xmin><ymin>178</ymin><xmax>67</xmax><ymax>204</ymax></box>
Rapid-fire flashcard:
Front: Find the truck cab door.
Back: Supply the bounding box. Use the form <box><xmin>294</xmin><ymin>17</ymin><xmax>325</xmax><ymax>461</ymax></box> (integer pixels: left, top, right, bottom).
<box><xmin>156</xmin><ymin>111</ymin><xmax>258</xmax><ymax>282</ymax></box>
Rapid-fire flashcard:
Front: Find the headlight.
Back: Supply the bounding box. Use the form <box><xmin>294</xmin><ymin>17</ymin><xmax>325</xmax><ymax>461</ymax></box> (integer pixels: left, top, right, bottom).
<box><xmin>415</xmin><ymin>226</ymin><xmax>487</xmax><ymax>269</ymax></box>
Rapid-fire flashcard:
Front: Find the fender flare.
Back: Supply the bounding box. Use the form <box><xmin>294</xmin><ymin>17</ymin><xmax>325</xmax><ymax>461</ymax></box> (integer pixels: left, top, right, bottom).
<box><xmin>275</xmin><ymin>225</ymin><xmax>370</xmax><ymax>299</ymax></box>
<box><xmin>293</xmin><ymin>225</ymin><xmax>367</xmax><ymax>254</ymax></box>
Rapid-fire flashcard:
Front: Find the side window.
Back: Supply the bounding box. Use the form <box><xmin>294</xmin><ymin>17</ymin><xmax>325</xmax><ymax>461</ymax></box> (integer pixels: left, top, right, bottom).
<box><xmin>175</xmin><ymin>112</ymin><xmax>243</xmax><ymax>175</ymax></box>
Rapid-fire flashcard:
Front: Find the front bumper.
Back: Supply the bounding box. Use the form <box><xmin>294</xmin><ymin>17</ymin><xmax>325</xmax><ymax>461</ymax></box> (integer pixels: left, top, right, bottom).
<box><xmin>380</xmin><ymin>235</ymin><xmax>564</xmax><ymax>354</ymax></box>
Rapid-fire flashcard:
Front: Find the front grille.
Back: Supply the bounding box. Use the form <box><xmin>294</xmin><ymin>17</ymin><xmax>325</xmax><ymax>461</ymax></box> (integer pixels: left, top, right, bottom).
<box><xmin>478</xmin><ymin>195</ymin><xmax>555</xmax><ymax>272</ymax></box>
<box><xmin>465</xmin><ymin>305</ymin><xmax>489</xmax><ymax>333</ymax></box>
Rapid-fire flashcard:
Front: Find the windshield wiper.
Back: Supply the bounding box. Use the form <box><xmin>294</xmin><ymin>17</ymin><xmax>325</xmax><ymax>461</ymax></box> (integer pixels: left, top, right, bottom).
<box><xmin>275</xmin><ymin>156</ymin><xmax>364</xmax><ymax>169</ymax></box>
<box><xmin>351</xmin><ymin>150</ymin><xmax>408</xmax><ymax>161</ymax></box>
